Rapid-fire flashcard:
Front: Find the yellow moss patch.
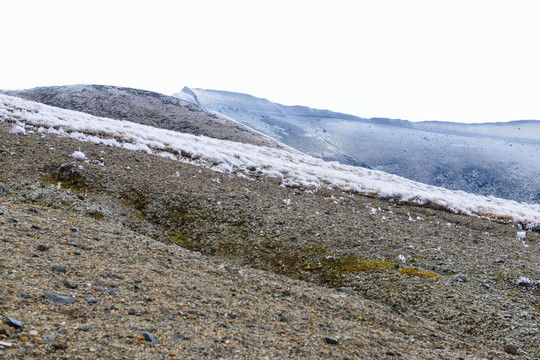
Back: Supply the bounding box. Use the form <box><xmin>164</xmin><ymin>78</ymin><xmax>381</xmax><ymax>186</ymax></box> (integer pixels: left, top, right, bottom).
<box><xmin>398</xmin><ymin>268</ymin><xmax>440</xmax><ymax>281</ymax></box>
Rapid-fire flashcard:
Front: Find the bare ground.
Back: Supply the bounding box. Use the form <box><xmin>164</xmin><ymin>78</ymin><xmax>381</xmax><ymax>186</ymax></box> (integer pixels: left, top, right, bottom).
<box><xmin>1</xmin><ymin>122</ymin><xmax>538</xmax><ymax>359</ymax></box>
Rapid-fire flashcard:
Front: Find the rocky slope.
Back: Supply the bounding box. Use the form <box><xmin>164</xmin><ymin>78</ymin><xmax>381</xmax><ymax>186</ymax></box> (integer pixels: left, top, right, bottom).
<box><xmin>0</xmin><ymin>117</ymin><xmax>538</xmax><ymax>358</ymax></box>
<box><xmin>174</xmin><ymin>87</ymin><xmax>540</xmax><ymax>204</ymax></box>
<box><xmin>3</xmin><ymin>85</ymin><xmax>289</xmax><ymax>150</ymax></box>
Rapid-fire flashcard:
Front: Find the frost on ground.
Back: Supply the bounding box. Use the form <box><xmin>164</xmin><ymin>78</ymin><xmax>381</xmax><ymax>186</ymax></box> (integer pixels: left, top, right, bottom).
<box><xmin>72</xmin><ymin>150</ymin><xmax>87</xmax><ymax>161</ymax></box>
<box><xmin>2</xmin><ymin>93</ymin><xmax>540</xmax><ymax>230</ymax></box>
<box><xmin>10</xmin><ymin>123</ymin><xmax>25</xmax><ymax>135</ymax></box>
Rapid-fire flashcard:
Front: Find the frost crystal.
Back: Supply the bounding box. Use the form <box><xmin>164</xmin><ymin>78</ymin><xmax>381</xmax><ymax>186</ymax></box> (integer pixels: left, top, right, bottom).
<box><xmin>11</xmin><ymin>124</ymin><xmax>26</xmax><ymax>135</ymax></box>
<box><xmin>72</xmin><ymin>150</ymin><xmax>87</xmax><ymax>161</ymax></box>
<box><xmin>516</xmin><ymin>276</ymin><xmax>533</xmax><ymax>286</ymax></box>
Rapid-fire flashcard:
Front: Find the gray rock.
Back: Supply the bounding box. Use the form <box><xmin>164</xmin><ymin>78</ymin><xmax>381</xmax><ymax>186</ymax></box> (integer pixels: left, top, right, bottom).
<box><xmin>340</xmin><ymin>287</ymin><xmax>356</xmax><ymax>295</ymax></box>
<box><xmin>52</xmin><ymin>266</ymin><xmax>67</xmax><ymax>274</ymax></box>
<box><xmin>4</xmin><ymin>317</ymin><xmax>22</xmax><ymax>329</ymax></box>
<box><xmin>141</xmin><ymin>332</ymin><xmax>159</xmax><ymax>344</ymax></box>
<box><xmin>44</xmin><ymin>292</ymin><xmax>76</xmax><ymax>304</ymax></box>
<box><xmin>63</xmin><ymin>279</ymin><xmax>78</xmax><ymax>289</ymax></box>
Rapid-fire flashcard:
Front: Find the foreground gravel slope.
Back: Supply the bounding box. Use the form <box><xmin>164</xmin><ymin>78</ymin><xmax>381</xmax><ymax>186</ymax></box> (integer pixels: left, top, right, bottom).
<box><xmin>0</xmin><ymin>122</ymin><xmax>538</xmax><ymax>359</ymax></box>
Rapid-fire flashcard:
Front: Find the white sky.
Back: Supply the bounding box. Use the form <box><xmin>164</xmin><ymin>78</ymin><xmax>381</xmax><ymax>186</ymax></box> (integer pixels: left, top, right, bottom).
<box><xmin>2</xmin><ymin>0</ymin><xmax>540</xmax><ymax>123</ymax></box>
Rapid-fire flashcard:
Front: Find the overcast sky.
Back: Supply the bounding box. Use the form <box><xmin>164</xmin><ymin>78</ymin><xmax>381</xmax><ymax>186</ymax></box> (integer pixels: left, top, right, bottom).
<box><xmin>2</xmin><ymin>0</ymin><xmax>540</xmax><ymax>123</ymax></box>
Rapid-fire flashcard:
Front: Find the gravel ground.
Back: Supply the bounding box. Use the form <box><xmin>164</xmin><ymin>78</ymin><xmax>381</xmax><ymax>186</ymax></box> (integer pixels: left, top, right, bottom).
<box><xmin>0</xmin><ymin>122</ymin><xmax>538</xmax><ymax>359</ymax></box>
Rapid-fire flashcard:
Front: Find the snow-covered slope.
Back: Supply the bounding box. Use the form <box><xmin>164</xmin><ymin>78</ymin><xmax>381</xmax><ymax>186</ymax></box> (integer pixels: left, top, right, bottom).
<box><xmin>1</xmin><ymin>93</ymin><xmax>540</xmax><ymax>230</ymax></box>
<box><xmin>3</xmin><ymin>85</ymin><xmax>289</xmax><ymax>150</ymax></box>
<box><xmin>173</xmin><ymin>87</ymin><xmax>540</xmax><ymax>204</ymax></box>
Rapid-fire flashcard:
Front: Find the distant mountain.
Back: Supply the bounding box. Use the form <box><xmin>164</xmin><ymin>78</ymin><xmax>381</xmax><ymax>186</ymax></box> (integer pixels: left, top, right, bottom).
<box><xmin>3</xmin><ymin>85</ymin><xmax>289</xmax><ymax>150</ymax></box>
<box><xmin>174</xmin><ymin>87</ymin><xmax>540</xmax><ymax>204</ymax></box>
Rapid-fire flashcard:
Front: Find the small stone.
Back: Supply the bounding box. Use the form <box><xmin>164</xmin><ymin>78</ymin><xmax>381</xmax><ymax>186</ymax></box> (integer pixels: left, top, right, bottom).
<box><xmin>74</xmin><ymin>250</ymin><xmax>81</xmax><ymax>255</ymax></box>
<box><xmin>386</xmin><ymin>351</ymin><xmax>397</xmax><ymax>356</ymax></box>
<box><xmin>42</xmin><ymin>334</ymin><xmax>58</xmax><ymax>343</ymax></box>
<box><xmin>173</xmin><ymin>333</ymin><xmax>190</xmax><ymax>341</ymax></box>
<box><xmin>141</xmin><ymin>332</ymin><xmax>159</xmax><ymax>344</ymax></box>
<box><xmin>6</xmin><ymin>218</ymin><xmax>17</xmax><ymax>223</ymax></box>
<box><xmin>63</xmin><ymin>279</ymin><xmax>78</xmax><ymax>289</ymax></box>
<box><xmin>52</xmin><ymin>266</ymin><xmax>67</xmax><ymax>274</ymax></box>
<box><xmin>0</xmin><ymin>325</ymin><xmax>13</xmax><ymax>337</ymax></box>
<box><xmin>86</xmin><ymin>298</ymin><xmax>99</xmax><ymax>304</ymax></box>
<box><xmin>44</xmin><ymin>292</ymin><xmax>76</xmax><ymax>304</ymax></box>
<box><xmin>52</xmin><ymin>339</ymin><xmax>67</xmax><ymax>350</ymax></box>
<box><xmin>128</xmin><ymin>309</ymin><xmax>139</xmax><ymax>316</ymax></box>
<box><xmin>38</xmin><ymin>244</ymin><xmax>50</xmax><ymax>251</ymax></box>
<box><xmin>504</xmin><ymin>344</ymin><xmax>518</xmax><ymax>355</ymax></box>
<box><xmin>4</xmin><ymin>317</ymin><xmax>22</xmax><ymax>329</ymax></box>
<box><xmin>29</xmin><ymin>330</ymin><xmax>38</xmax><ymax>337</ymax></box>
<box><xmin>0</xmin><ymin>340</ymin><xmax>12</xmax><ymax>348</ymax></box>
<box><xmin>324</xmin><ymin>337</ymin><xmax>339</xmax><ymax>345</ymax></box>
<box><xmin>340</xmin><ymin>287</ymin><xmax>356</xmax><ymax>295</ymax></box>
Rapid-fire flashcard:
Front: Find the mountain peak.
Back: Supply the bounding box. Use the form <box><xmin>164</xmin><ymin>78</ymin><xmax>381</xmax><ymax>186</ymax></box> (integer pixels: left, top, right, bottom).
<box><xmin>176</xmin><ymin>86</ymin><xmax>200</xmax><ymax>105</ymax></box>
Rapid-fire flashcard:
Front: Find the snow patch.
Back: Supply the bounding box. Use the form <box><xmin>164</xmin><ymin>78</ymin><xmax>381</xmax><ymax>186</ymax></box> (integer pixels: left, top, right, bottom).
<box><xmin>10</xmin><ymin>124</ymin><xmax>26</xmax><ymax>135</ymax></box>
<box><xmin>72</xmin><ymin>150</ymin><xmax>87</xmax><ymax>161</ymax></box>
<box><xmin>2</xmin><ymin>93</ymin><xmax>540</xmax><ymax>230</ymax></box>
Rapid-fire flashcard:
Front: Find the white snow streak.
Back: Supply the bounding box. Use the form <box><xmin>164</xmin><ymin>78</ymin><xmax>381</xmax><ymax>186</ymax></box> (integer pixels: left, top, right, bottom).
<box><xmin>1</xmin><ymin>93</ymin><xmax>540</xmax><ymax>229</ymax></box>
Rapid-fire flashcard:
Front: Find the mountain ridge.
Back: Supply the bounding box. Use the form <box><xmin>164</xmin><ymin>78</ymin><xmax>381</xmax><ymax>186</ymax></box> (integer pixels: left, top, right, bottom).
<box><xmin>3</xmin><ymin>84</ymin><xmax>290</xmax><ymax>151</ymax></box>
<box><xmin>174</xmin><ymin>87</ymin><xmax>540</xmax><ymax>204</ymax></box>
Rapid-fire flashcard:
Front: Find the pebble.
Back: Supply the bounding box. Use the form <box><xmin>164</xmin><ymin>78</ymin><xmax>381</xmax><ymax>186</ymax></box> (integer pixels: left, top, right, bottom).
<box><xmin>0</xmin><ymin>326</ymin><xmax>13</xmax><ymax>337</ymax></box>
<box><xmin>52</xmin><ymin>266</ymin><xmax>67</xmax><ymax>274</ymax></box>
<box><xmin>0</xmin><ymin>340</ymin><xmax>13</xmax><ymax>348</ymax></box>
<box><xmin>173</xmin><ymin>333</ymin><xmax>190</xmax><ymax>341</ymax></box>
<box><xmin>324</xmin><ymin>337</ymin><xmax>339</xmax><ymax>345</ymax></box>
<box><xmin>86</xmin><ymin>298</ymin><xmax>99</xmax><ymax>304</ymax></box>
<box><xmin>340</xmin><ymin>287</ymin><xmax>356</xmax><ymax>295</ymax></box>
<box><xmin>52</xmin><ymin>338</ymin><xmax>68</xmax><ymax>350</ymax></box>
<box><xmin>63</xmin><ymin>279</ymin><xmax>78</xmax><ymax>289</ymax></box>
<box><xmin>4</xmin><ymin>317</ymin><xmax>22</xmax><ymax>329</ymax></box>
<box><xmin>504</xmin><ymin>344</ymin><xmax>518</xmax><ymax>355</ymax></box>
<box><xmin>44</xmin><ymin>292</ymin><xmax>76</xmax><ymax>304</ymax></box>
<box><xmin>141</xmin><ymin>332</ymin><xmax>159</xmax><ymax>344</ymax></box>
<box><xmin>42</xmin><ymin>334</ymin><xmax>58</xmax><ymax>343</ymax></box>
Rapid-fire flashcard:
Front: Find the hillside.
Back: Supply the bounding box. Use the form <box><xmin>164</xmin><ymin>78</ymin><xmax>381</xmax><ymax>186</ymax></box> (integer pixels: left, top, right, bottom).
<box><xmin>3</xmin><ymin>85</ymin><xmax>289</xmax><ymax>150</ymax></box>
<box><xmin>1</xmin><ymin>94</ymin><xmax>539</xmax><ymax>358</ymax></box>
<box><xmin>174</xmin><ymin>87</ymin><xmax>540</xmax><ymax>204</ymax></box>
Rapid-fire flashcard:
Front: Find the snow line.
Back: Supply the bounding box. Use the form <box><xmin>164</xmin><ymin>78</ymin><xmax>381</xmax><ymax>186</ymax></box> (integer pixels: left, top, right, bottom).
<box><xmin>1</xmin><ymin>93</ymin><xmax>539</xmax><ymax>230</ymax></box>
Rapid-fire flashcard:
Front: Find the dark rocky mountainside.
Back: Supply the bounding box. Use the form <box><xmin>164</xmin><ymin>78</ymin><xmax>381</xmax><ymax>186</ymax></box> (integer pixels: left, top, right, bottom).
<box><xmin>0</xmin><ymin>118</ymin><xmax>538</xmax><ymax>358</ymax></box>
<box><xmin>3</xmin><ymin>85</ymin><xmax>288</xmax><ymax>150</ymax></box>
